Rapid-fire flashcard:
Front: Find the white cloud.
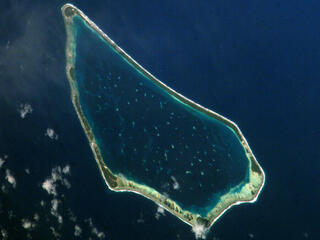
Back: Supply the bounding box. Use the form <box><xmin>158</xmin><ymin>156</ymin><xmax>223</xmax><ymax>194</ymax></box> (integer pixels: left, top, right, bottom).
<box><xmin>8</xmin><ymin>210</ymin><xmax>14</xmax><ymax>219</ymax></box>
<box><xmin>85</xmin><ymin>218</ymin><xmax>105</xmax><ymax>239</ymax></box>
<box><xmin>161</xmin><ymin>182</ymin><xmax>170</xmax><ymax>190</ymax></box>
<box><xmin>0</xmin><ymin>155</ymin><xmax>8</xmax><ymax>168</ymax></box>
<box><xmin>42</xmin><ymin>178</ymin><xmax>57</xmax><ymax>196</ymax></box>
<box><xmin>0</xmin><ymin>1</ymin><xmax>67</xmax><ymax>104</ymax></box>
<box><xmin>171</xmin><ymin>176</ymin><xmax>180</xmax><ymax>190</ymax></box>
<box><xmin>51</xmin><ymin>199</ymin><xmax>59</xmax><ymax>213</ymax></box>
<box><xmin>5</xmin><ymin>169</ymin><xmax>16</xmax><ymax>188</ymax></box>
<box><xmin>42</xmin><ymin>165</ymin><xmax>71</xmax><ymax>196</ymax></box>
<box><xmin>21</xmin><ymin>219</ymin><xmax>32</xmax><ymax>229</ymax></box>
<box><xmin>45</xmin><ymin>128</ymin><xmax>58</xmax><ymax>140</ymax></box>
<box><xmin>0</xmin><ymin>228</ymin><xmax>8</xmax><ymax>240</ymax></box>
<box><xmin>191</xmin><ymin>224</ymin><xmax>208</xmax><ymax>239</ymax></box>
<box><xmin>137</xmin><ymin>212</ymin><xmax>144</xmax><ymax>223</ymax></box>
<box><xmin>33</xmin><ymin>213</ymin><xmax>40</xmax><ymax>222</ymax></box>
<box><xmin>155</xmin><ymin>206</ymin><xmax>166</xmax><ymax>220</ymax></box>
<box><xmin>21</xmin><ymin>218</ymin><xmax>36</xmax><ymax>230</ymax></box>
<box><xmin>18</xmin><ymin>103</ymin><xmax>33</xmax><ymax>119</ymax></box>
<box><xmin>74</xmin><ymin>225</ymin><xmax>82</xmax><ymax>237</ymax></box>
<box><xmin>68</xmin><ymin>208</ymin><xmax>77</xmax><ymax>222</ymax></box>
<box><xmin>25</xmin><ymin>168</ymin><xmax>30</xmax><ymax>174</ymax></box>
<box><xmin>0</xmin><ymin>158</ymin><xmax>5</xmax><ymax>168</ymax></box>
<box><xmin>50</xmin><ymin>226</ymin><xmax>60</xmax><ymax>238</ymax></box>
<box><xmin>248</xmin><ymin>233</ymin><xmax>254</xmax><ymax>238</ymax></box>
<box><xmin>62</xmin><ymin>165</ymin><xmax>70</xmax><ymax>175</ymax></box>
<box><xmin>51</xmin><ymin>199</ymin><xmax>63</xmax><ymax>224</ymax></box>
<box><xmin>62</xmin><ymin>178</ymin><xmax>71</xmax><ymax>189</ymax></box>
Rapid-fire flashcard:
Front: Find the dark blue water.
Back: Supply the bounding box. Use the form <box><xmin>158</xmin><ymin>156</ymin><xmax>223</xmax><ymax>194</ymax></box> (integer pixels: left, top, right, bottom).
<box><xmin>0</xmin><ymin>0</ymin><xmax>319</xmax><ymax>239</ymax></box>
<box><xmin>74</xmin><ymin>16</ymin><xmax>249</xmax><ymax>213</ymax></box>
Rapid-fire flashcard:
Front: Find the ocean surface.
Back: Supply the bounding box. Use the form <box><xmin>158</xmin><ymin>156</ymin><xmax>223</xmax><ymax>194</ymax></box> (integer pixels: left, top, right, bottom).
<box><xmin>0</xmin><ymin>0</ymin><xmax>319</xmax><ymax>239</ymax></box>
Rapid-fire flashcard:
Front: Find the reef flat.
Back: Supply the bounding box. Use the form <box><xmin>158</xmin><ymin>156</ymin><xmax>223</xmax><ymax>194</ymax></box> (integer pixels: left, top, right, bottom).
<box><xmin>61</xmin><ymin>3</ymin><xmax>265</xmax><ymax>232</ymax></box>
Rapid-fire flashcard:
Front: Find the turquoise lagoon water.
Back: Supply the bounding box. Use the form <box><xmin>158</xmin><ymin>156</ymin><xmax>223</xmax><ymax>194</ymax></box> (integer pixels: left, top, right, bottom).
<box><xmin>73</xmin><ymin>16</ymin><xmax>249</xmax><ymax>213</ymax></box>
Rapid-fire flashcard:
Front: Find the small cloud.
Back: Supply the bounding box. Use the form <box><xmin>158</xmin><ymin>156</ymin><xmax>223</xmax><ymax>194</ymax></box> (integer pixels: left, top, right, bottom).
<box><xmin>42</xmin><ymin>178</ymin><xmax>56</xmax><ymax>196</ymax></box>
<box><xmin>0</xmin><ymin>155</ymin><xmax>8</xmax><ymax>168</ymax></box>
<box><xmin>155</xmin><ymin>206</ymin><xmax>166</xmax><ymax>220</ymax></box>
<box><xmin>21</xmin><ymin>218</ymin><xmax>36</xmax><ymax>230</ymax></box>
<box><xmin>18</xmin><ymin>103</ymin><xmax>33</xmax><ymax>119</ymax></box>
<box><xmin>85</xmin><ymin>218</ymin><xmax>105</xmax><ymax>239</ymax></box>
<box><xmin>51</xmin><ymin>198</ymin><xmax>63</xmax><ymax>224</ymax></box>
<box><xmin>161</xmin><ymin>182</ymin><xmax>170</xmax><ymax>191</ymax></box>
<box><xmin>8</xmin><ymin>210</ymin><xmax>15</xmax><ymax>219</ymax></box>
<box><xmin>0</xmin><ymin>228</ymin><xmax>8</xmax><ymax>240</ymax></box>
<box><xmin>62</xmin><ymin>165</ymin><xmax>70</xmax><ymax>175</ymax></box>
<box><xmin>25</xmin><ymin>168</ymin><xmax>30</xmax><ymax>174</ymax></box>
<box><xmin>5</xmin><ymin>169</ymin><xmax>16</xmax><ymax>188</ymax></box>
<box><xmin>50</xmin><ymin>226</ymin><xmax>60</xmax><ymax>238</ymax></box>
<box><xmin>171</xmin><ymin>176</ymin><xmax>180</xmax><ymax>190</ymax></box>
<box><xmin>249</xmin><ymin>233</ymin><xmax>254</xmax><ymax>238</ymax></box>
<box><xmin>51</xmin><ymin>199</ymin><xmax>59</xmax><ymax>213</ymax></box>
<box><xmin>0</xmin><ymin>158</ymin><xmax>5</xmax><ymax>168</ymax></box>
<box><xmin>67</xmin><ymin>208</ymin><xmax>77</xmax><ymax>222</ymax></box>
<box><xmin>21</xmin><ymin>219</ymin><xmax>32</xmax><ymax>229</ymax></box>
<box><xmin>62</xmin><ymin>178</ymin><xmax>71</xmax><ymax>189</ymax></box>
<box><xmin>137</xmin><ymin>212</ymin><xmax>144</xmax><ymax>223</ymax></box>
<box><xmin>33</xmin><ymin>213</ymin><xmax>40</xmax><ymax>222</ymax></box>
<box><xmin>41</xmin><ymin>165</ymin><xmax>71</xmax><ymax>196</ymax></box>
<box><xmin>157</xmin><ymin>206</ymin><xmax>165</xmax><ymax>214</ymax></box>
<box><xmin>74</xmin><ymin>224</ymin><xmax>82</xmax><ymax>237</ymax></box>
<box><xmin>192</xmin><ymin>224</ymin><xmax>208</xmax><ymax>239</ymax></box>
<box><xmin>45</xmin><ymin>128</ymin><xmax>58</xmax><ymax>140</ymax></box>
<box><xmin>137</xmin><ymin>218</ymin><xmax>144</xmax><ymax>223</ymax></box>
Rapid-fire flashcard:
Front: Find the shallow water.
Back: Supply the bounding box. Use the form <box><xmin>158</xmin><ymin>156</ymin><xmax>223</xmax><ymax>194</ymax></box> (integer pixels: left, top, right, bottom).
<box><xmin>74</xmin><ymin>16</ymin><xmax>249</xmax><ymax>212</ymax></box>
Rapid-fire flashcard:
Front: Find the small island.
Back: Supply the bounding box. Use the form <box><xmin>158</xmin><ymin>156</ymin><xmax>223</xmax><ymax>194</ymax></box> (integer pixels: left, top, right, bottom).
<box><xmin>61</xmin><ymin>3</ymin><xmax>265</xmax><ymax>235</ymax></box>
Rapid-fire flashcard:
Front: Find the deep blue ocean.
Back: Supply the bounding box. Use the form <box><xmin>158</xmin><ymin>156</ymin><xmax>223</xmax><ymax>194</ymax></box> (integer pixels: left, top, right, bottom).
<box><xmin>0</xmin><ymin>0</ymin><xmax>319</xmax><ymax>239</ymax></box>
